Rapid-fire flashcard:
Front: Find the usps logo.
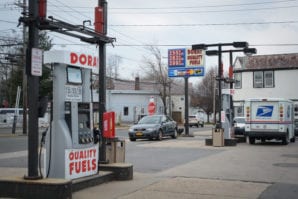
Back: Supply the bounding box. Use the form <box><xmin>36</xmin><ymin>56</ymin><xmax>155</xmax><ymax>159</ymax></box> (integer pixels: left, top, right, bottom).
<box><xmin>256</xmin><ymin>106</ymin><xmax>273</xmax><ymax>117</ymax></box>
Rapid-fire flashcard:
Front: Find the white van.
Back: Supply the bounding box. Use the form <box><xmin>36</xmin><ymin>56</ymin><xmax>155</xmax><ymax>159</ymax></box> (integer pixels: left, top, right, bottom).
<box><xmin>0</xmin><ymin>108</ymin><xmax>23</xmax><ymax>124</ymax></box>
<box><xmin>244</xmin><ymin>98</ymin><xmax>296</xmax><ymax>145</ymax></box>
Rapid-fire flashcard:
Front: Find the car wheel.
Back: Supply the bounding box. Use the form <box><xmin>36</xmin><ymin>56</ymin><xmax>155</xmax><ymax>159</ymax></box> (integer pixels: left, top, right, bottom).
<box><xmin>171</xmin><ymin>128</ymin><xmax>178</xmax><ymax>139</ymax></box>
<box><xmin>290</xmin><ymin>136</ymin><xmax>296</xmax><ymax>143</ymax></box>
<box><xmin>201</xmin><ymin>123</ymin><xmax>204</xmax><ymax>127</ymax></box>
<box><xmin>157</xmin><ymin>130</ymin><xmax>163</xmax><ymax>141</ymax></box>
<box><xmin>129</xmin><ymin>138</ymin><xmax>136</xmax><ymax>142</ymax></box>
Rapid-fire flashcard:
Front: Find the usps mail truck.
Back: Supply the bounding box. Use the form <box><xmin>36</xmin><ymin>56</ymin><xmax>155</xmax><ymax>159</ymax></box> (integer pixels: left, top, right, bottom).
<box><xmin>244</xmin><ymin>98</ymin><xmax>296</xmax><ymax>145</ymax></box>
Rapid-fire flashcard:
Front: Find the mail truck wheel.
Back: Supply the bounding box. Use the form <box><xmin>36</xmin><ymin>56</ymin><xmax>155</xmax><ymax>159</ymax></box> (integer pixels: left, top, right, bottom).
<box><xmin>282</xmin><ymin>133</ymin><xmax>289</xmax><ymax>145</ymax></box>
<box><xmin>249</xmin><ymin>137</ymin><xmax>255</xmax><ymax>144</ymax></box>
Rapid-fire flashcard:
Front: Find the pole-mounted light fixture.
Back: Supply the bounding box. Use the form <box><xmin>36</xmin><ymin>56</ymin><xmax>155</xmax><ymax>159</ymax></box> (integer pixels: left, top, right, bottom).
<box><xmin>192</xmin><ymin>44</ymin><xmax>207</xmax><ymax>50</ymax></box>
<box><xmin>191</xmin><ymin>41</ymin><xmax>256</xmax><ymax>129</ymax></box>
<box><xmin>232</xmin><ymin>42</ymin><xmax>248</xmax><ymax>48</ymax></box>
<box><xmin>243</xmin><ymin>47</ymin><xmax>257</xmax><ymax>56</ymax></box>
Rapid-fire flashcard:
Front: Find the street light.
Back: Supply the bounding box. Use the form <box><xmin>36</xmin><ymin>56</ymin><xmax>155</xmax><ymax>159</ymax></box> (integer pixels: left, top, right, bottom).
<box><xmin>192</xmin><ymin>42</ymin><xmax>253</xmax><ymax>128</ymax></box>
<box><xmin>208</xmin><ymin>47</ymin><xmax>257</xmax><ymax>135</ymax></box>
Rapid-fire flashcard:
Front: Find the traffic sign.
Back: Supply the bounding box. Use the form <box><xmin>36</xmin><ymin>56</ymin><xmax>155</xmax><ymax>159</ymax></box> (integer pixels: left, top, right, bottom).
<box><xmin>148</xmin><ymin>102</ymin><xmax>156</xmax><ymax>115</ymax></box>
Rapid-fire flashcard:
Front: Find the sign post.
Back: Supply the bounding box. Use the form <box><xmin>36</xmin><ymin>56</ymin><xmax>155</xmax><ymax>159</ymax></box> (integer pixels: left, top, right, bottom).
<box><xmin>167</xmin><ymin>48</ymin><xmax>205</xmax><ymax>136</ymax></box>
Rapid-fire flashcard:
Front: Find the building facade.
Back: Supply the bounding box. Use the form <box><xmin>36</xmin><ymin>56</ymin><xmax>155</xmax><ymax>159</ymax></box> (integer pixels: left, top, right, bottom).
<box><xmin>232</xmin><ymin>53</ymin><xmax>298</xmax><ymax>117</ymax></box>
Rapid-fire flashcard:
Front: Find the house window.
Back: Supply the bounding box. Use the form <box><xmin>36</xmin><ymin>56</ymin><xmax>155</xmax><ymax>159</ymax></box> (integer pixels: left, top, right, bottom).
<box><xmin>253</xmin><ymin>71</ymin><xmax>263</xmax><ymax>88</ymax></box>
<box><xmin>294</xmin><ymin>104</ymin><xmax>298</xmax><ymax>117</ymax></box>
<box><xmin>264</xmin><ymin>71</ymin><xmax>274</xmax><ymax>88</ymax></box>
<box><xmin>234</xmin><ymin>73</ymin><xmax>242</xmax><ymax>89</ymax></box>
<box><xmin>123</xmin><ymin>106</ymin><xmax>129</xmax><ymax>116</ymax></box>
<box><xmin>253</xmin><ymin>71</ymin><xmax>274</xmax><ymax>88</ymax></box>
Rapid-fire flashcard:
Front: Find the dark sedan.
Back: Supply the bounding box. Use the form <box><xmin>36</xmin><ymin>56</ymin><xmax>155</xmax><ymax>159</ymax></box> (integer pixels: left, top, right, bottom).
<box><xmin>128</xmin><ymin>115</ymin><xmax>178</xmax><ymax>141</ymax></box>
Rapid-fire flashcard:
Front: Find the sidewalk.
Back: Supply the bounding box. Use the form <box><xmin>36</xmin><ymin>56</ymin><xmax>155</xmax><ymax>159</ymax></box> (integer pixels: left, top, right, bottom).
<box><xmin>72</xmin><ymin>131</ymin><xmax>298</xmax><ymax>199</ymax></box>
<box><xmin>73</xmin><ymin>173</ymin><xmax>271</xmax><ymax>199</ymax></box>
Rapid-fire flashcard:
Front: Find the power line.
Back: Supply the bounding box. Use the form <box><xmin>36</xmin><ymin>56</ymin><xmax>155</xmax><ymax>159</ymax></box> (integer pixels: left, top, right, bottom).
<box><xmin>48</xmin><ymin>5</ymin><xmax>298</xmax><ymax>15</ymax></box>
<box><xmin>47</xmin><ymin>0</ymin><xmax>297</xmax><ymax>10</ymax></box>
<box><xmin>110</xmin><ymin>5</ymin><xmax>298</xmax><ymax>14</ymax></box>
<box><xmin>0</xmin><ymin>19</ymin><xmax>17</xmax><ymax>24</ymax></box>
<box><xmin>109</xmin><ymin>20</ymin><xmax>298</xmax><ymax>27</ymax></box>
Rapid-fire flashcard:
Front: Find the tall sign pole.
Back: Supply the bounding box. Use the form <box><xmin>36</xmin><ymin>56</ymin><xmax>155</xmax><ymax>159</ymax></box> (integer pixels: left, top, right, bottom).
<box><xmin>168</xmin><ymin>48</ymin><xmax>205</xmax><ymax>136</ymax></box>
<box><xmin>25</xmin><ymin>0</ymin><xmax>41</xmax><ymax>179</ymax></box>
<box><xmin>184</xmin><ymin>77</ymin><xmax>189</xmax><ymax>135</ymax></box>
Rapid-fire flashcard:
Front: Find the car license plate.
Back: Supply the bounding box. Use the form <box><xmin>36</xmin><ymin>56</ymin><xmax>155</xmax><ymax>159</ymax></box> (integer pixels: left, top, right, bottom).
<box><xmin>136</xmin><ymin>132</ymin><xmax>143</xmax><ymax>136</ymax></box>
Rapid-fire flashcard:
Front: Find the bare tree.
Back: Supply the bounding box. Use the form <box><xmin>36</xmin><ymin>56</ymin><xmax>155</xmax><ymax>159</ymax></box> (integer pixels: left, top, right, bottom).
<box><xmin>192</xmin><ymin>66</ymin><xmax>218</xmax><ymax>123</ymax></box>
<box><xmin>142</xmin><ymin>46</ymin><xmax>169</xmax><ymax>115</ymax></box>
<box><xmin>107</xmin><ymin>54</ymin><xmax>122</xmax><ymax>79</ymax></box>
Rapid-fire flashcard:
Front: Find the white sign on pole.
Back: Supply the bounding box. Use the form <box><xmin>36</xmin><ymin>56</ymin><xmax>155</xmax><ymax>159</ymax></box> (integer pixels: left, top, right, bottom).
<box><xmin>221</xmin><ymin>111</ymin><xmax>226</xmax><ymax>122</ymax></box>
<box><xmin>222</xmin><ymin>89</ymin><xmax>235</xmax><ymax>96</ymax></box>
<box><xmin>31</xmin><ymin>48</ymin><xmax>43</xmax><ymax>76</ymax></box>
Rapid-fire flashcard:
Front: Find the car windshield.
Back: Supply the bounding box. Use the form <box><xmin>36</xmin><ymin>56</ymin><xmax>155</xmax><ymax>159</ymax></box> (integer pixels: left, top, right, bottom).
<box><xmin>138</xmin><ymin>116</ymin><xmax>161</xmax><ymax>124</ymax></box>
<box><xmin>234</xmin><ymin>117</ymin><xmax>245</xmax><ymax>123</ymax></box>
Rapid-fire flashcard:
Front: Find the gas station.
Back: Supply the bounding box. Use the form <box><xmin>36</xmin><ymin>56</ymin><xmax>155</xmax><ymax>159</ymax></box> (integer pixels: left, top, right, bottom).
<box><xmin>0</xmin><ymin>0</ymin><xmax>132</xmax><ymax>198</ymax></box>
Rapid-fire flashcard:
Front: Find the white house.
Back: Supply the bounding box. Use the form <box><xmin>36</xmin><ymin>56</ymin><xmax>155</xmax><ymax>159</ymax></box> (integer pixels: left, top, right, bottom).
<box><xmin>105</xmin><ymin>89</ymin><xmax>164</xmax><ymax>124</ymax></box>
<box><xmin>232</xmin><ymin>53</ymin><xmax>298</xmax><ymax>117</ymax></box>
<box><xmin>92</xmin><ymin>77</ymin><xmax>164</xmax><ymax>124</ymax></box>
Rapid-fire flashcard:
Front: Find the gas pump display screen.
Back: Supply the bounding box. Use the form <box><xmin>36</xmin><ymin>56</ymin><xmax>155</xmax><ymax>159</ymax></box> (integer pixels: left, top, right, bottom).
<box><xmin>67</xmin><ymin>66</ymin><xmax>82</xmax><ymax>84</ymax></box>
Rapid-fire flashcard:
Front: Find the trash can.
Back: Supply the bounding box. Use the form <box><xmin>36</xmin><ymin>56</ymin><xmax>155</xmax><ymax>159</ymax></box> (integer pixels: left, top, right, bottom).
<box><xmin>212</xmin><ymin>128</ymin><xmax>224</xmax><ymax>147</ymax></box>
<box><xmin>105</xmin><ymin>137</ymin><xmax>125</xmax><ymax>163</ymax></box>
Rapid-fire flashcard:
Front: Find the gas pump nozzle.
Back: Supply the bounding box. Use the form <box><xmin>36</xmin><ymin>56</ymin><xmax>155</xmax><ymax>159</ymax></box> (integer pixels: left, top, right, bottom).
<box><xmin>93</xmin><ymin>126</ymin><xmax>101</xmax><ymax>144</ymax></box>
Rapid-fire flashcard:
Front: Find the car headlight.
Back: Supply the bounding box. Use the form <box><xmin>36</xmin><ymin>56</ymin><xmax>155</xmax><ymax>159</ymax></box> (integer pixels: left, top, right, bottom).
<box><xmin>129</xmin><ymin>127</ymin><xmax>134</xmax><ymax>132</ymax></box>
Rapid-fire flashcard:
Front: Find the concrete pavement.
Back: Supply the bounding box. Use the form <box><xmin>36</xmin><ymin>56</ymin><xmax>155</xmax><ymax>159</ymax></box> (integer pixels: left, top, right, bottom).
<box><xmin>72</xmin><ymin>130</ymin><xmax>298</xmax><ymax>199</ymax></box>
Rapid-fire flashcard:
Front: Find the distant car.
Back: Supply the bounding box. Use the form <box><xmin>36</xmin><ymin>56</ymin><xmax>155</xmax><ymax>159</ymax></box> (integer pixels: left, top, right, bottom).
<box><xmin>295</xmin><ymin>119</ymin><xmax>298</xmax><ymax>136</ymax></box>
<box><xmin>128</xmin><ymin>115</ymin><xmax>178</xmax><ymax>141</ymax></box>
<box><xmin>233</xmin><ymin>117</ymin><xmax>246</xmax><ymax>137</ymax></box>
<box><xmin>185</xmin><ymin>115</ymin><xmax>204</xmax><ymax>127</ymax></box>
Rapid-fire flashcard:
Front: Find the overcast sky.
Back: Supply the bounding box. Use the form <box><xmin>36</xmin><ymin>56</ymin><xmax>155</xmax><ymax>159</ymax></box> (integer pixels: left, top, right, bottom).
<box><xmin>1</xmin><ymin>0</ymin><xmax>298</xmax><ymax>82</ymax></box>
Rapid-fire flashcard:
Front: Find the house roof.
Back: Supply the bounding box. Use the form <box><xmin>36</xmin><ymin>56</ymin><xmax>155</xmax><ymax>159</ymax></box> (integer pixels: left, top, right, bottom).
<box><xmin>234</xmin><ymin>53</ymin><xmax>298</xmax><ymax>71</ymax></box>
<box><xmin>108</xmin><ymin>78</ymin><xmax>157</xmax><ymax>91</ymax></box>
<box><xmin>104</xmin><ymin>77</ymin><xmax>191</xmax><ymax>95</ymax></box>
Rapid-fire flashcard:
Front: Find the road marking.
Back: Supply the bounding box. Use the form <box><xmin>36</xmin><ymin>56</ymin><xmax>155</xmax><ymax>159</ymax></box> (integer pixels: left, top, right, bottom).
<box><xmin>0</xmin><ymin>150</ymin><xmax>28</xmax><ymax>160</ymax></box>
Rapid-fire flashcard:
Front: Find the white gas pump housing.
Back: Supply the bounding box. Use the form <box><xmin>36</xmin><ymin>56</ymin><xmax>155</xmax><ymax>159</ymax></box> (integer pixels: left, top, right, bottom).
<box><xmin>44</xmin><ymin>50</ymin><xmax>99</xmax><ymax>179</ymax></box>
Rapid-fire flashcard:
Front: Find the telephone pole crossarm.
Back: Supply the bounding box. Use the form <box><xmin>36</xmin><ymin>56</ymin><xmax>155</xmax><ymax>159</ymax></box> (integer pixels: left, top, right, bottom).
<box><xmin>19</xmin><ymin>16</ymin><xmax>115</xmax><ymax>44</ymax></box>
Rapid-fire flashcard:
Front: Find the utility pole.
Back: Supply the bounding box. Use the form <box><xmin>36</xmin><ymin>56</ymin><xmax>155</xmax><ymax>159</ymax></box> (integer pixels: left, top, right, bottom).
<box><xmin>98</xmin><ymin>0</ymin><xmax>108</xmax><ymax>163</ymax></box>
<box><xmin>25</xmin><ymin>0</ymin><xmax>40</xmax><ymax>179</ymax></box>
<box><xmin>22</xmin><ymin>0</ymin><xmax>28</xmax><ymax>135</ymax></box>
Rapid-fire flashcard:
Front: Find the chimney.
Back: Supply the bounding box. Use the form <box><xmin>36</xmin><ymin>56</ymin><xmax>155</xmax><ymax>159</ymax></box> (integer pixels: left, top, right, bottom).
<box><xmin>135</xmin><ymin>77</ymin><xmax>140</xmax><ymax>90</ymax></box>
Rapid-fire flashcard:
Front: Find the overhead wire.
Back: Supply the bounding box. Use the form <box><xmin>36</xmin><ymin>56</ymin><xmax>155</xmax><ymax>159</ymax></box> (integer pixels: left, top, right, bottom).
<box><xmin>47</xmin><ymin>0</ymin><xmax>298</xmax><ymax>11</ymax></box>
<box><xmin>109</xmin><ymin>20</ymin><xmax>298</xmax><ymax>27</ymax></box>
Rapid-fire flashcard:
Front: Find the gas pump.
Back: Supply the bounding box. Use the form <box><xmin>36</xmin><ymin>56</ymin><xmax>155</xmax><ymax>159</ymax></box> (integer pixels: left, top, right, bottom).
<box><xmin>44</xmin><ymin>50</ymin><xmax>99</xmax><ymax>179</ymax></box>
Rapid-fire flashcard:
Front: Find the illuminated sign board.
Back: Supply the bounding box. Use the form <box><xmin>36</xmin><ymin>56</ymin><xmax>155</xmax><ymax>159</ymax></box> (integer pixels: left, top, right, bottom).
<box><xmin>168</xmin><ymin>48</ymin><xmax>205</xmax><ymax>77</ymax></box>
